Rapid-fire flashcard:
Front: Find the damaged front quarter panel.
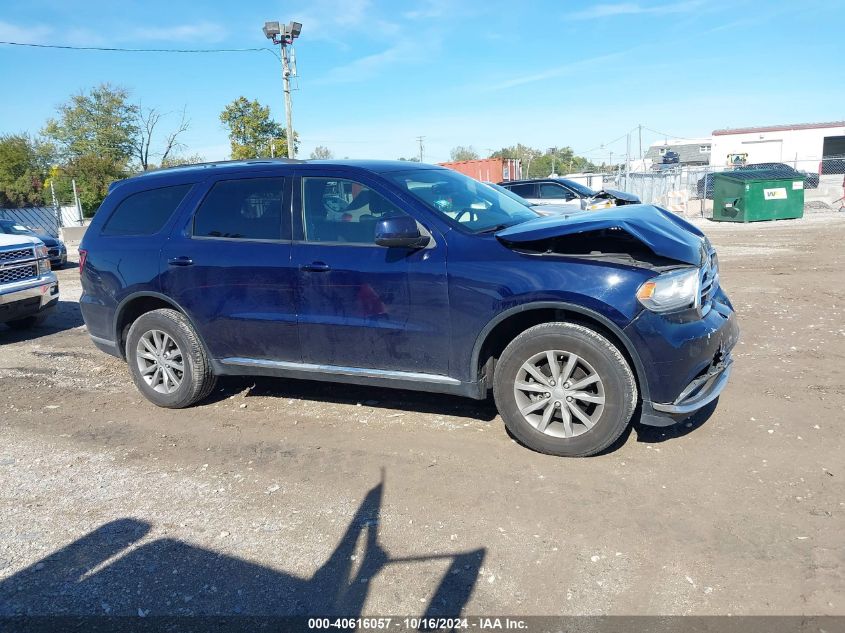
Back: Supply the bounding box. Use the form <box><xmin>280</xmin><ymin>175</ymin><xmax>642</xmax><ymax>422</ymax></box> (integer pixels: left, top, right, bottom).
<box><xmin>495</xmin><ymin>204</ymin><xmax>705</xmax><ymax>267</ymax></box>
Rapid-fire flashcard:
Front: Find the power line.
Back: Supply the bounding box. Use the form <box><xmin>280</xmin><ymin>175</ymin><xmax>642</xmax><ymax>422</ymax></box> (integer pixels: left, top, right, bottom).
<box><xmin>574</xmin><ymin>127</ymin><xmax>637</xmax><ymax>157</ymax></box>
<box><xmin>641</xmin><ymin>126</ymin><xmax>703</xmax><ymax>141</ymax></box>
<box><xmin>0</xmin><ymin>40</ymin><xmax>277</xmax><ymax>56</ymax></box>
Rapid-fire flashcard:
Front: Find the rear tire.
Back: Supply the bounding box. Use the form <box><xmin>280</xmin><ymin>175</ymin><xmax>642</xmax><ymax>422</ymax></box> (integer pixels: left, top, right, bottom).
<box><xmin>126</xmin><ymin>308</ymin><xmax>216</xmax><ymax>408</ymax></box>
<box><xmin>493</xmin><ymin>322</ymin><xmax>637</xmax><ymax>457</ymax></box>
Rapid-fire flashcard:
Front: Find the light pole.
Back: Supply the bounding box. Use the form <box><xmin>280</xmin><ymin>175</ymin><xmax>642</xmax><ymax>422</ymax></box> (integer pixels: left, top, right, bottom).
<box><xmin>263</xmin><ymin>20</ymin><xmax>302</xmax><ymax>159</ymax></box>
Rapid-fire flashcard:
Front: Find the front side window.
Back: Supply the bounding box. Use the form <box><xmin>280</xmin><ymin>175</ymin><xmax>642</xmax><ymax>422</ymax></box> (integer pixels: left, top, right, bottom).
<box><xmin>193</xmin><ymin>178</ymin><xmax>285</xmax><ymax>240</ymax></box>
<box><xmin>385</xmin><ymin>169</ymin><xmax>538</xmax><ymax>233</ymax></box>
<box><xmin>102</xmin><ymin>184</ymin><xmax>192</xmax><ymax>236</ymax></box>
<box><xmin>539</xmin><ymin>183</ymin><xmax>569</xmax><ymax>199</ymax></box>
<box><xmin>301</xmin><ymin>177</ymin><xmax>407</xmax><ymax>244</ymax></box>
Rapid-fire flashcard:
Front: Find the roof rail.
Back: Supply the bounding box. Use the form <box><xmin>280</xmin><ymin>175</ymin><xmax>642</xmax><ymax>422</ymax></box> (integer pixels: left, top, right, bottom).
<box><xmin>157</xmin><ymin>158</ymin><xmax>305</xmax><ymax>171</ymax></box>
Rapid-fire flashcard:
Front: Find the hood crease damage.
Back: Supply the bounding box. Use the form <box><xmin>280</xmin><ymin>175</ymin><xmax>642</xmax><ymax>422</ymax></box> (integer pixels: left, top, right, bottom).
<box><xmin>496</xmin><ymin>204</ymin><xmax>705</xmax><ymax>268</ymax></box>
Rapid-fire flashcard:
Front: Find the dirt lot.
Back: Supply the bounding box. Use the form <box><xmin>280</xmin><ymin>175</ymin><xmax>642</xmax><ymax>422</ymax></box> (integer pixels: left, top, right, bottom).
<box><xmin>1</xmin><ymin>213</ymin><xmax>843</xmax><ymax>617</ymax></box>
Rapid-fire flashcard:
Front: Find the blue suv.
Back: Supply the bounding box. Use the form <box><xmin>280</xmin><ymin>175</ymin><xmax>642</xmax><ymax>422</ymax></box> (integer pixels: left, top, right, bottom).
<box><xmin>79</xmin><ymin>160</ymin><xmax>739</xmax><ymax>457</ymax></box>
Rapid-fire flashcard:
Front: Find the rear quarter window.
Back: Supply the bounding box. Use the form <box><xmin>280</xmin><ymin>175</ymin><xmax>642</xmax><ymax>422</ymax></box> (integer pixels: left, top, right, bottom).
<box><xmin>101</xmin><ymin>184</ymin><xmax>192</xmax><ymax>236</ymax></box>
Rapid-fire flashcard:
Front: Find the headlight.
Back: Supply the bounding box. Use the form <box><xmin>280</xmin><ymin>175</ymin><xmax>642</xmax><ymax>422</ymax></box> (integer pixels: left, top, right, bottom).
<box><xmin>636</xmin><ymin>267</ymin><xmax>700</xmax><ymax>313</ymax></box>
<box><xmin>34</xmin><ymin>244</ymin><xmax>51</xmax><ymax>274</ymax></box>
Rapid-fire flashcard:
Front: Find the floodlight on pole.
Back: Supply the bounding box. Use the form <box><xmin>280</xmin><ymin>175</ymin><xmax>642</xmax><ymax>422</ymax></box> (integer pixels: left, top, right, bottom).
<box><xmin>263</xmin><ymin>19</ymin><xmax>302</xmax><ymax>159</ymax></box>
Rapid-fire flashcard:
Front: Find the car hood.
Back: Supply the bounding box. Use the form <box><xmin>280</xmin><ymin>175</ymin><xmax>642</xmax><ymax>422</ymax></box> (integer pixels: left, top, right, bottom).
<box><xmin>595</xmin><ymin>188</ymin><xmax>640</xmax><ymax>203</ymax></box>
<box><xmin>495</xmin><ymin>204</ymin><xmax>706</xmax><ymax>266</ymax></box>
<box><xmin>0</xmin><ymin>233</ymin><xmax>42</xmax><ymax>248</ymax></box>
<box><xmin>33</xmin><ymin>234</ymin><xmax>58</xmax><ymax>246</ymax></box>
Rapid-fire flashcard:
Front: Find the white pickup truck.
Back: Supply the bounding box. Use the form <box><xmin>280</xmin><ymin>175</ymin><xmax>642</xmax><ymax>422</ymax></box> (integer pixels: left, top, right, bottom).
<box><xmin>0</xmin><ymin>232</ymin><xmax>59</xmax><ymax>329</ymax></box>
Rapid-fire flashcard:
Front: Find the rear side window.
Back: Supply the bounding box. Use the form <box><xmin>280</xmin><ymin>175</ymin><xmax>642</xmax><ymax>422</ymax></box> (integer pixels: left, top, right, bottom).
<box><xmin>102</xmin><ymin>184</ymin><xmax>192</xmax><ymax>236</ymax></box>
<box><xmin>508</xmin><ymin>183</ymin><xmax>535</xmax><ymax>197</ymax></box>
<box><xmin>193</xmin><ymin>178</ymin><xmax>285</xmax><ymax>240</ymax></box>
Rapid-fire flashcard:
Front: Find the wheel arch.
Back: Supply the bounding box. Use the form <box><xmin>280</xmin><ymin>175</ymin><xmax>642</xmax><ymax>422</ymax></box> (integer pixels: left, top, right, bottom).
<box><xmin>471</xmin><ymin>302</ymin><xmax>650</xmax><ymax>403</ymax></box>
<box><xmin>113</xmin><ymin>292</ymin><xmax>209</xmax><ymax>360</ymax></box>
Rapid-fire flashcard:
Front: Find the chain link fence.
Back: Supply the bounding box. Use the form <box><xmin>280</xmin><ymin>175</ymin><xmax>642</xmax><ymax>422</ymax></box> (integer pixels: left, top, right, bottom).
<box><xmin>600</xmin><ymin>155</ymin><xmax>845</xmax><ymax>216</ymax></box>
<box><xmin>0</xmin><ymin>180</ymin><xmax>86</xmax><ymax>237</ymax></box>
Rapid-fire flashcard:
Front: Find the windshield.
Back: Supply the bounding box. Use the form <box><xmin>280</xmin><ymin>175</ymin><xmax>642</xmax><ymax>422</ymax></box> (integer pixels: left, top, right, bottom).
<box><xmin>385</xmin><ymin>169</ymin><xmax>539</xmax><ymax>233</ymax></box>
<box><xmin>558</xmin><ymin>179</ymin><xmax>596</xmax><ymax>198</ymax></box>
<box><xmin>0</xmin><ymin>221</ymin><xmax>35</xmax><ymax>236</ymax></box>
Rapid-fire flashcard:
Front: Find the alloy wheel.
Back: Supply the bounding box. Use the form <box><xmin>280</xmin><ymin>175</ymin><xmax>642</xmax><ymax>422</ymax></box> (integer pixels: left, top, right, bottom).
<box><xmin>513</xmin><ymin>350</ymin><xmax>605</xmax><ymax>438</ymax></box>
<box><xmin>136</xmin><ymin>329</ymin><xmax>185</xmax><ymax>394</ymax></box>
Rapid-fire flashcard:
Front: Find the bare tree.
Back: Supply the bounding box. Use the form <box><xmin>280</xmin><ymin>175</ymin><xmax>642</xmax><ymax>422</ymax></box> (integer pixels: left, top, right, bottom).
<box><xmin>134</xmin><ymin>106</ymin><xmax>190</xmax><ymax>171</ymax></box>
<box><xmin>309</xmin><ymin>145</ymin><xmax>334</xmax><ymax>159</ymax></box>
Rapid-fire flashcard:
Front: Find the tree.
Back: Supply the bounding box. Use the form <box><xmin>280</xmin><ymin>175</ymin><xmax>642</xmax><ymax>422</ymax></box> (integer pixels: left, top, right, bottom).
<box><xmin>220</xmin><ymin>97</ymin><xmax>297</xmax><ymax>159</ymax></box>
<box><xmin>397</xmin><ymin>156</ymin><xmax>420</xmax><ymax>162</ymax></box>
<box><xmin>48</xmin><ymin>156</ymin><xmax>127</xmax><ymax>217</ymax></box>
<box><xmin>133</xmin><ymin>106</ymin><xmax>190</xmax><ymax>171</ymax></box>
<box><xmin>0</xmin><ymin>134</ymin><xmax>53</xmax><ymax>208</ymax></box>
<box><xmin>43</xmin><ymin>83</ymin><xmax>138</xmax><ymax>165</ymax></box>
<box><xmin>490</xmin><ymin>144</ymin><xmax>595</xmax><ymax>178</ymax></box>
<box><xmin>309</xmin><ymin>145</ymin><xmax>334</xmax><ymax>159</ymax></box>
<box><xmin>450</xmin><ymin>146</ymin><xmax>479</xmax><ymax>162</ymax></box>
<box><xmin>160</xmin><ymin>153</ymin><xmax>206</xmax><ymax>168</ymax></box>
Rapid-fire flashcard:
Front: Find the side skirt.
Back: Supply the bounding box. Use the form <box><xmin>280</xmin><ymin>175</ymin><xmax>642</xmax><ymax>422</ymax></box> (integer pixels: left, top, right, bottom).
<box><xmin>213</xmin><ymin>357</ymin><xmax>487</xmax><ymax>400</ymax></box>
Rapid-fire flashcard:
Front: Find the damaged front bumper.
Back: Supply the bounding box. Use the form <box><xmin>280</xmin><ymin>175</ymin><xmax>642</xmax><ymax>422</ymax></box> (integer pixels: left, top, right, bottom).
<box><xmin>626</xmin><ymin>293</ymin><xmax>740</xmax><ymax>427</ymax></box>
<box><xmin>584</xmin><ymin>189</ymin><xmax>642</xmax><ymax>210</ymax></box>
<box><xmin>651</xmin><ymin>356</ymin><xmax>733</xmax><ymax>416</ymax></box>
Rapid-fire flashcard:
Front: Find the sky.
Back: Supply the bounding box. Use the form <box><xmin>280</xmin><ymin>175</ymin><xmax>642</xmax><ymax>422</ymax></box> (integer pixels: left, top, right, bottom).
<box><xmin>1</xmin><ymin>0</ymin><xmax>843</xmax><ymax>164</ymax></box>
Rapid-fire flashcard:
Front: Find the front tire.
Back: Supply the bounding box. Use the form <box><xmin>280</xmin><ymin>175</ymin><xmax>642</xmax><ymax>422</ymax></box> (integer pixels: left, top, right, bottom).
<box><xmin>126</xmin><ymin>308</ymin><xmax>217</xmax><ymax>408</ymax></box>
<box><xmin>493</xmin><ymin>322</ymin><xmax>637</xmax><ymax>457</ymax></box>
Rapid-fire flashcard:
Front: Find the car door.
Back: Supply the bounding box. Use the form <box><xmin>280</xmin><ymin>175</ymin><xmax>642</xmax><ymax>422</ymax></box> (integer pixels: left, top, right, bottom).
<box><xmin>160</xmin><ymin>174</ymin><xmax>300</xmax><ymax>363</ymax></box>
<box><xmin>292</xmin><ymin>170</ymin><xmax>450</xmax><ymax>375</ymax></box>
<box><xmin>537</xmin><ymin>182</ymin><xmax>581</xmax><ymax>207</ymax></box>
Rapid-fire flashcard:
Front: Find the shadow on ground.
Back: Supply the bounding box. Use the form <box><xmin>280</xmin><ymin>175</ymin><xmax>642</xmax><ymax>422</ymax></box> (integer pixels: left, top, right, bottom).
<box><xmin>0</xmin><ymin>300</ymin><xmax>84</xmax><ymax>343</ymax></box>
<box><xmin>633</xmin><ymin>399</ymin><xmax>719</xmax><ymax>444</ymax></box>
<box><xmin>206</xmin><ymin>375</ymin><xmax>501</xmax><ymax>423</ymax></box>
<box><xmin>0</xmin><ymin>472</ymin><xmax>485</xmax><ymax>618</ymax></box>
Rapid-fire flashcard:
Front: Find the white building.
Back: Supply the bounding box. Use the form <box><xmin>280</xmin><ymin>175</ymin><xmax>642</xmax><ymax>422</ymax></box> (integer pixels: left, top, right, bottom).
<box><xmin>710</xmin><ymin>121</ymin><xmax>845</xmax><ymax>170</ymax></box>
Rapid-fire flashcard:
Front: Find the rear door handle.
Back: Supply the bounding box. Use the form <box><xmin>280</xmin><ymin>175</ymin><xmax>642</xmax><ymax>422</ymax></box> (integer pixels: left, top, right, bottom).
<box><xmin>300</xmin><ymin>261</ymin><xmax>331</xmax><ymax>273</ymax></box>
<box><xmin>168</xmin><ymin>256</ymin><xmax>194</xmax><ymax>267</ymax></box>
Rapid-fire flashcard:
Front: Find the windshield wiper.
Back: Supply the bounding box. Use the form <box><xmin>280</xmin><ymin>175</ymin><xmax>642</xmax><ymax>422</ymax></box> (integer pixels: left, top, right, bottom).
<box><xmin>475</xmin><ymin>223</ymin><xmax>513</xmax><ymax>234</ymax></box>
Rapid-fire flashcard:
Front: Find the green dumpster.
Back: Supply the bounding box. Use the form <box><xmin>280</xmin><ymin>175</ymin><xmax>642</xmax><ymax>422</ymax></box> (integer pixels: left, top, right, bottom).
<box><xmin>712</xmin><ymin>170</ymin><xmax>804</xmax><ymax>222</ymax></box>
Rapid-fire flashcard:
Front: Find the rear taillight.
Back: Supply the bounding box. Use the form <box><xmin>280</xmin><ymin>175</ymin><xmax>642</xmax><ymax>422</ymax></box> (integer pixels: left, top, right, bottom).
<box><xmin>78</xmin><ymin>249</ymin><xmax>87</xmax><ymax>275</ymax></box>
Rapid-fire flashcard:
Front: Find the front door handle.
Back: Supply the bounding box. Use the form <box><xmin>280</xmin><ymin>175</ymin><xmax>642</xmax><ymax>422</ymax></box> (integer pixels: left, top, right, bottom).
<box><xmin>168</xmin><ymin>256</ymin><xmax>194</xmax><ymax>267</ymax></box>
<box><xmin>300</xmin><ymin>261</ymin><xmax>331</xmax><ymax>273</ymax></box>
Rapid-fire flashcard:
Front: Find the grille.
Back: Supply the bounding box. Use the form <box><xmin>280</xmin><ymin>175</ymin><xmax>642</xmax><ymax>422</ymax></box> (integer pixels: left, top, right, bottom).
<box><xmin>0</xmin><ymin>264</ymin><xmax>38</xmax><ymax>284</ymax></box>
<box><xmin>48</xmin><ymin>248</ymin><xmax>60</xmax><ymax>257</ymax></box>
<box><xmin>0</xmin><ymin>247</ymin><xmax>34</xmax><ymax>264</ymax></box>
<box><xmin>699</xmin><ymin>251</ymin><xmax>719</xmax><ymax>314</ymax></box>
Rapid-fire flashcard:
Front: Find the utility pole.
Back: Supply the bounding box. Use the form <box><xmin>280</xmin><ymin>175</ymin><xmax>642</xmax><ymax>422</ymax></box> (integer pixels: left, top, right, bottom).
<box><xmin>263</xmin><ymin>20</ymin><xmax>302</xmax><ymax>159</ymax></box>
<box><xmin>638</xmin><ymin>124</ymin><xmax>643</xmax><ymax>166</ymax></box>
<box><xmin>416</xmin><ymin>136</ymin><xmax>425</xmax><ymax>162</ymax></box>
<box><xmin>625</xmin><ymin>133</ymin><xmax>631</xmax><ymax>182</ymax></box>
<box><xmin>71</xmin><ymin>178</ymin><xmax>82</xmax><ymax>225</ymax></box>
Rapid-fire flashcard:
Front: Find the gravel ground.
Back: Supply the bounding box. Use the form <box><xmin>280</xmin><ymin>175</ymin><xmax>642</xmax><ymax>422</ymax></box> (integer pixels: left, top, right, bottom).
<box><xmin>1</xmin><ymin>213</ymin><xmax>844</xmax><ymax>617</ymax></box>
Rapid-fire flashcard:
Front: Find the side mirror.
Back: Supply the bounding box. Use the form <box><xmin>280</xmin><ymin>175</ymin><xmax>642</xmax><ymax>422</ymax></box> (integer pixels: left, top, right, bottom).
<box><xmin>374</xmin><ymin>216</ymin><xmax>430</xmax><ymax>249</ymax></box>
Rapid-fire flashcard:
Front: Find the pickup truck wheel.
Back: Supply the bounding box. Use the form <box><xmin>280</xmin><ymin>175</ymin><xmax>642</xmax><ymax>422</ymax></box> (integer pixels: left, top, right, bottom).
<box><xmin>126</xmin><ymin>308</ymin><xmax>216</xmax><ymax>408</ymax></box>
<box><xmin>5</xmin><ymin>314</ymin><xmax>48</xmax><ymax>330</ymax></box>
<box><xmin>493</xmin><ymin>322</ymin><xmax>637</xmax><ymax>457</ymax></box>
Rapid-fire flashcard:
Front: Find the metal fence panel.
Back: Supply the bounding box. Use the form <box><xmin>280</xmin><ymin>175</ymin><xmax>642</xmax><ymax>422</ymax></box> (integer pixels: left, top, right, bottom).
<box><xmin>0</xmin><ymin>207</ymin><xmax>61</xmax><ymax>237</ymax></box>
